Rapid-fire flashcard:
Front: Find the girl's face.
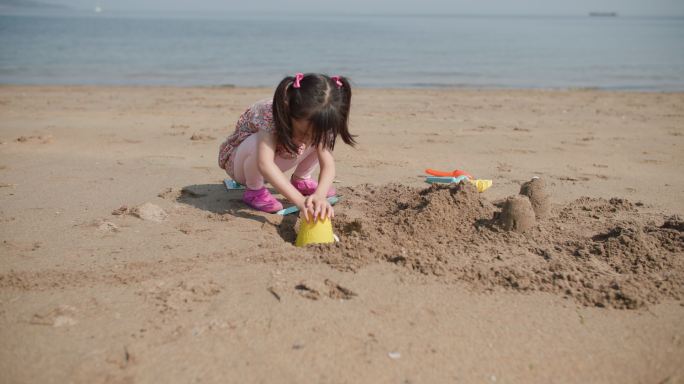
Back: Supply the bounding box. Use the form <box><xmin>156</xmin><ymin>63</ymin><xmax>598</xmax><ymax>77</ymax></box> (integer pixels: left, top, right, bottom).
<box><xmin>292</xmin><ymin>118</ymin><xmax>312</xmax><ymax>141</ymax></box>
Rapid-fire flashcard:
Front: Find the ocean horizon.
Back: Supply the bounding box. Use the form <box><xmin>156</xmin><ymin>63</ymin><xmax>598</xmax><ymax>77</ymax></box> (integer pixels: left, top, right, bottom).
<box><xmin>1</xmin><ymin>12</ymin><xmax>683</xmax><ymax>90</ymax></box>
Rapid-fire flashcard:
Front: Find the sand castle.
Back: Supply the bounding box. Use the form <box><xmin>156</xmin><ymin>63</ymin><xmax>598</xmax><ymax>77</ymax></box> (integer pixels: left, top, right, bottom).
<box><xmin>499</xmin><ymin>195</ymin><xmax>536</xmax><ymax>233</ymax></box>
<box><xmin>519</xmin><ymin>177</ymin><xmax>551</xmax><ymax>219</ymax></box>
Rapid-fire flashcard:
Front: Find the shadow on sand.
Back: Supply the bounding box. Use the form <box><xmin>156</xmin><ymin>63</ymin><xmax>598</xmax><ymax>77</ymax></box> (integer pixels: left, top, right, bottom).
<box><xmin>176</xmin><ymin>183</ymin><xmax>297</xmax><ymax>243</ymax></box>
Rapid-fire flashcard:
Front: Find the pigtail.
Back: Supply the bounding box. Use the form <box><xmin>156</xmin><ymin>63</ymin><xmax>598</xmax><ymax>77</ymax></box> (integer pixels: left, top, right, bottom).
<box><xmin>335</xmin><ymin>76</ymin><xmax>356</xmax><ymax>147</ymax></box>
<box><xmin>272</xmin><ymin>76</ymin><xmax>300</xmax><ymax>154</ymax></box>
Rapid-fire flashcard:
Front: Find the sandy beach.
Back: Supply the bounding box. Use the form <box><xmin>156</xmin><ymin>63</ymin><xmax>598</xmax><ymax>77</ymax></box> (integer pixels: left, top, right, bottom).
<box><xmin>1</xmin><ymin>85</ymin><xmax>683</xmax><ymax>383</ymax></box>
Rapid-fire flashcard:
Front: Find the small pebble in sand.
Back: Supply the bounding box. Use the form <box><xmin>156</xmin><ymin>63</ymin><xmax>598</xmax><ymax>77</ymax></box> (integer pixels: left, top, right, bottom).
<box><xmin>499</xmin><ymin>195</ymin><xmax>536</xmax><ymax>233</ymax></box>
<box><xmin>519</xmin><ymin>177</ymin><xmax>551</xmax><ymax>219</ymax></box>
<box><xmin>131</xmin><ymin>203</ymin><xmax>168</xmax><ymax>223</ymax></box>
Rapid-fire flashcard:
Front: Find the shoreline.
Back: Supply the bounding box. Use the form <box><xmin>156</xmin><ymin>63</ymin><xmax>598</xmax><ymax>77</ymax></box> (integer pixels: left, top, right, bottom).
<box><xmin>3</xmin><ymin>83</ymin><xmax>684</xmax><ymax>93</ymax></box>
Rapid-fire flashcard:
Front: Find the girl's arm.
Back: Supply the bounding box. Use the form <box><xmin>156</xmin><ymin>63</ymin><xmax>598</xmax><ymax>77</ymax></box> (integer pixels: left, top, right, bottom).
<box><xmin>303</xmin><ymin>145</ymin><xmax>335</xmax><ymax>221</ymax></box>
<box><xmin>315</xmin><ymin>145</ymin><xmax>335</xmax><ymax>199</ymax></box>
<box><xmin>256</xmin><ymin>130</ymin><xmax>309</xmax><ymax>215</ymax></box>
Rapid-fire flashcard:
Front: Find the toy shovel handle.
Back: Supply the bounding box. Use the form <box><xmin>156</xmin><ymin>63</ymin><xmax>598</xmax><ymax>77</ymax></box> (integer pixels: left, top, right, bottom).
<box><xmin>425</xmin><ymin>168</ymin><xmax>473</xmax><ymax>178</ymax></box>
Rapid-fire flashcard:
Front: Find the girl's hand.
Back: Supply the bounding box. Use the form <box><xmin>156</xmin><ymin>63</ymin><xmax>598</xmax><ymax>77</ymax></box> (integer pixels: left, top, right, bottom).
<box><xmin>296</xmin><ymin>200</ymin><xmax>315</xmax><ymax>222</ymax></box>
<box><xmin>303</xmin><ymin>194</ymin><xmax>334</xmax><ymax>222</ymax></box>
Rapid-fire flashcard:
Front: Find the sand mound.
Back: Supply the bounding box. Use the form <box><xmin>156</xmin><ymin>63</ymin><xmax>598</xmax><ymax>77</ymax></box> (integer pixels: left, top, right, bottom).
<box><xmin>499</xmin><ymin>195</ymin><xmax>536</xmax><ymax>233</ymax></box>
<box><xmin>131</xmin><ymin>203</ymin><xmax>168</xmax><ymax>223</ymax></box>
<box><xmin>309</xmin><ymin>182</ymin><xmax>684</xmax><ymax>309</ymax></box>
<box><xmin>519</xmin><ymin>177</ymin><xmax>551</xmax><ymax>218</ymax></box>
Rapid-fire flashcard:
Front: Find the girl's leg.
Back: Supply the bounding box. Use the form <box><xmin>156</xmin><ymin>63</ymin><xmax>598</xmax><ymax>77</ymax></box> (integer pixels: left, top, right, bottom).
<box><xmin>231</xmin><ymin>134</ymin><xmax>283</xmax><ymax>212</ymax></box>
<box><xmin>289</xmin><ymin>149</ymin><xmax>319</xmax><ymax>180</ymax></box>
<box><xmin>234</xmin><ymin>134</ymin><xmax>308</xmax><ymax>187</ymax></box>
<box><xmin>233</xmin><ymin>138</ymin><xmax>331</xmax><ymax>203</ymax></box>
<box><xmin>286</xmin><ymin>149</ymin><xmax>336</xmax><ymax>197</ymax></box>
<box><xmin>231</xmin><ymin>134</ymin><xmax>264</xmax><ymax>190</ymax></box>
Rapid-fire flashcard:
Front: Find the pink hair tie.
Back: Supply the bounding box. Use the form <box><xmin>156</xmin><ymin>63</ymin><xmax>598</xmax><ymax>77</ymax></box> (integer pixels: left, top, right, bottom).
<box><xmin>293</xmin><ymin>73</ymin><xmax>304</xmax><ymax>88</ymax></box>
<box><xmin>331</xmin><ymin>75</ymin><xmax>343</xmax><ymax>88</ymax></box>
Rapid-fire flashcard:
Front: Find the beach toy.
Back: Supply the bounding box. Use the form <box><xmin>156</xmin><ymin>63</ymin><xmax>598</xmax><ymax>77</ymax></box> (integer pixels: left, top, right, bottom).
<box><xmin>425</xmin><ymin>176</ymin><xmax>492</xmax><ymax>192</ymax></box>
<box><xmin>295</xmin><ymin>217</ymin><xmax>335</xmax><ymax>247</ymax></box>
<box><xmin>224</xmin><ymin>179</ymin><xmax>339</xmax><ymax>214</ymax></box>
<box><xmin>223</xmin><ymin>179</ymin><xmax>245</xmax><ymax>190</ymax></box>
<box><xmin>276</xmin><ymin>196</ymin><xmax>340</xmax><ymax>216</ymax></box>
<box><xmin>470</xmin><ymin>179</ymin><xmax>493</xmax><ymax>193</ymax></box>
<box><xmin>426</xmin><ymin>175</ymin><xmax>470</xmax><ymax>184</ymax></box>
<box><xmin>425</xmin><ymin>168</ymin><xmax>473</xmax><ymax>179</ymax></box>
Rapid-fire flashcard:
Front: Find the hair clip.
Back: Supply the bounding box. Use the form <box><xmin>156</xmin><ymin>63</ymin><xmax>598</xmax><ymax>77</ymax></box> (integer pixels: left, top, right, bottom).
<box><xmin>331</xmin><ymin>75</ymin><xmax>343</xmax><ymax>88</ymax></box>
<box><xmin>293</xmin><ymin>73</ymin><xmax>304</xmax><ymax>88</ymax></box>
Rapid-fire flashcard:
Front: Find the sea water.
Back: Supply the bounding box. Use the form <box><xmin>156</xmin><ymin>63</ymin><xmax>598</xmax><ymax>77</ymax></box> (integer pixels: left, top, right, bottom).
<box><xmin>1</xmin><ymin>13</ymin><xmax>683</xmax><ymax>90</ymax></box>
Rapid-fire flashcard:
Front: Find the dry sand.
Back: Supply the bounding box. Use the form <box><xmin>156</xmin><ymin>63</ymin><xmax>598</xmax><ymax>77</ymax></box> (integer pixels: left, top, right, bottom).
<box><xmin>0</xmin><ymin>85</ymin><xmax>683</xmax><ymax>383</ymax></box>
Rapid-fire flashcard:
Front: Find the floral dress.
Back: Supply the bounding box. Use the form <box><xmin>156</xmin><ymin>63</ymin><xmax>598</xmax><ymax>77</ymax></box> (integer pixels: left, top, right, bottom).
<box><xmin>218</xmin><ymin>99</ymin><xmax>306</xmax><ymax>178</ymax></box>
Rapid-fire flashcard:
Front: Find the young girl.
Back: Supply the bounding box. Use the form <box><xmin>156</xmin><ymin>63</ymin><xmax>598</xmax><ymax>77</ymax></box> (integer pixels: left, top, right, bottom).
<box><xmin>218</xmin><ymin>73</ymin><xmax>355</xmax><ymax>220</ymax></box>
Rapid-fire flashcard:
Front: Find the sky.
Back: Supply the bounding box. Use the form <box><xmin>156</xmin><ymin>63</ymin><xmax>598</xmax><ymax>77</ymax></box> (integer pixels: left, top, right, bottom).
<box><xmin>23</xmin><ymin>0</ymin><xmax>684</xmax><ymax>16</ymax></box>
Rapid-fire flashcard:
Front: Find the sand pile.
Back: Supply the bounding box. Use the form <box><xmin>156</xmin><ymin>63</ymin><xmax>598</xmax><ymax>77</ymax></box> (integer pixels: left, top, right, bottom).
<box><xmin>309</xmin><ymin>181</ymin><xmax>684</xmax><ymax>309</ymax></box>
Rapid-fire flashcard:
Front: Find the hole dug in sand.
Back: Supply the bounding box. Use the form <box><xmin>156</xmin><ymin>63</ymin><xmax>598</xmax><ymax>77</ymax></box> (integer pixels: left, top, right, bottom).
<box><xmin>307</xmin><ymin>180</ymin><xmax>683</xmax><ymax>309</ymax></box>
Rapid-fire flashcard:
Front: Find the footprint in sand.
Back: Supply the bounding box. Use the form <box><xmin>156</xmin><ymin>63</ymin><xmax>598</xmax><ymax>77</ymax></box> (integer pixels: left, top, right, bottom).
<box><xmin>30</xmin><ymin>304</ymin><xmax>78</xmax><ymax>327</ymax></box>
<box><xmin>294</xmin><ymin>279</ymin><xmax>357</xmax><ymax>301</ymax></box>
<box><xmin>93</xmin><ymin>219</ymin><xmax>120</xmax><ymax>233</ymax></box>
<box><xmin>164</xmin><ymin>124</ymin><xmax>189</xmax><ymax>136</ymax></box>
<box><xmin>324</xmin><ymin>279</ymin><xmax>357</xmax><ymax>300</ymax></box>
<box><xmin>138</xmin><ymin>279</ymin><xmax>222</xmax><ymax>317</ymax></box>
<box><xmin>190</xmin><ymin>133</ymin><xmax>216</xmax><ymax>141</ymax></box>
<box><xmin>467</xmin><ymin>125</ymin><xmax>497</xmax><ymax>132</ymax></box>
<box><xmin>2</xmin><ymin>239</ymin><xmax>41</xmax><ymax>252</ymax></box>
<box><xmin>497</xmin><ymin>162</ymin><xmax>512</xmax><ymax>173</ymax></box>
<box><xmin>176</xmin><ymin>222</ymin><xmax>210</xmax><ymax>235</ymax></box>
<box><xmin>557</xmin><ymin>176</ymin><xmax>590</xmax><ymax>182</ymax></box>
<box><xmin>641</xmin><ymin>159</ymin><xmax>664</xmax><ymax>165</ymax></box>
<box><xmin>69</xmin><ymin>346</ymin><xmax>136</xmax><ymax>382</ymax></box>
<box><xmin>15</xmin><ymin>135</ymin><xmax>53</xmax><ymax>144</ymax></box>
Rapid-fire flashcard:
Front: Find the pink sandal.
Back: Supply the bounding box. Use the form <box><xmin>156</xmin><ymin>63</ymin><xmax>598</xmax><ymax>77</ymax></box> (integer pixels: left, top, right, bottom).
<box><xmin>291</xmin><ymin>177</ymin><xmax>336</xmax><ymax>197</ymax></box>
<box><xmin>242</xmin><ymin>187</ymin><xmax>283</xmax><ymax>213</ymax></box>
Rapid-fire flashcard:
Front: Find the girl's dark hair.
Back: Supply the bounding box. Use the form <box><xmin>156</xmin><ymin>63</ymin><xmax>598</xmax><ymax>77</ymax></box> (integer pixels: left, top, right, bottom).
<box><xmin>272</xmin><ymin>73</ymin><xmax>356</xmax><ymax>155</ymax></box>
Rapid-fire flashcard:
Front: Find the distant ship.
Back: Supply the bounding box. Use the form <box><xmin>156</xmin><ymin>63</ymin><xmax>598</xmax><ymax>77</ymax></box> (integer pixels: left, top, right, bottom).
<box><xmin>589</xmin><ymin>12</ymin><xmax>618</xmax><ymax>17</ymax></box>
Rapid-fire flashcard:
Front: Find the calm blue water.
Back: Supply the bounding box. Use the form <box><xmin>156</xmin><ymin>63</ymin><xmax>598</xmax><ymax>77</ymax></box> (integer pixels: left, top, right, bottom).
<box><xmin>1</xmin><ymin>13</ymin><xmax>683</xmax><ymax>90</ymax></box>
